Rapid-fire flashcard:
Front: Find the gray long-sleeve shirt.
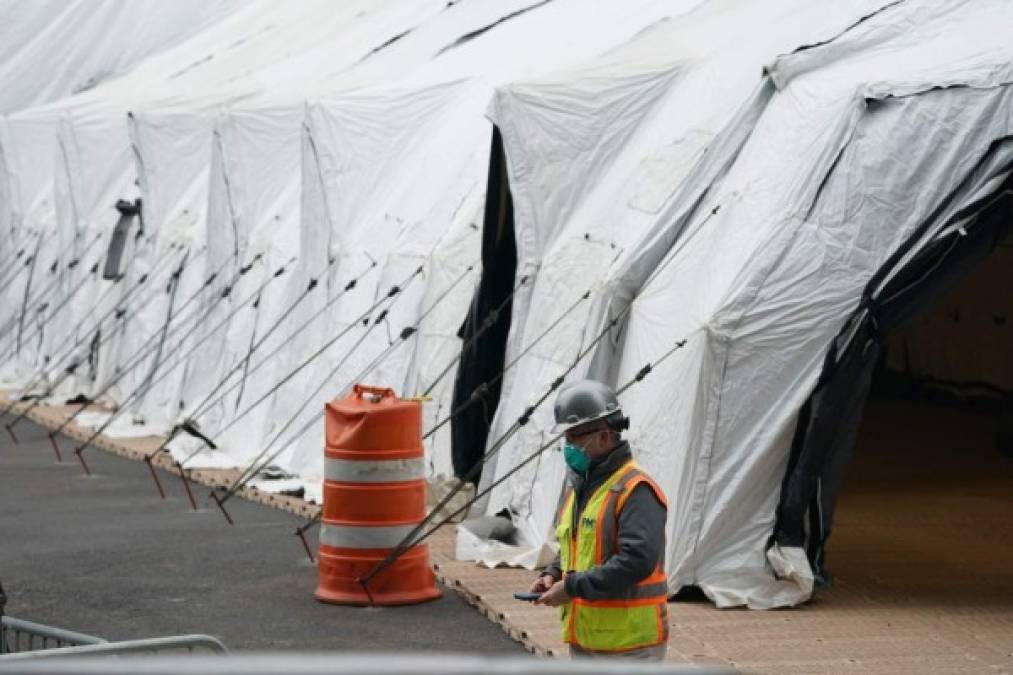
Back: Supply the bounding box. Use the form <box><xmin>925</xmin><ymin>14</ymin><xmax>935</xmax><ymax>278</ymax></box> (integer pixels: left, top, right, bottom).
<box><xmin>542</xmin><ymin>442</ymin><xmax>667</xmax><ymax>600</ymax></box>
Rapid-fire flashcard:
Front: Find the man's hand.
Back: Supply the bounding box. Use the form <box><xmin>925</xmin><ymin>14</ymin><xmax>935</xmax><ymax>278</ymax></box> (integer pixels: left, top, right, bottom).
<box><xmin>528</xmin><ymin>574</ymin><xmax>555</xmax><ymax>594</ymax></box>
<box><xmin>535</xmin><ymin>579</ymin><xmax>570</xmax><ymax>607</ymax></box>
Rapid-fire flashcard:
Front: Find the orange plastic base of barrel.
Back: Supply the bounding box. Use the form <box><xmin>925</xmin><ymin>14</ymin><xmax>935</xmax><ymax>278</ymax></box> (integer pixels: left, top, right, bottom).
<box><xmin>315</xmin><ymin>544</ymin><xmax>442</xmax><ymax>606</ymax></box>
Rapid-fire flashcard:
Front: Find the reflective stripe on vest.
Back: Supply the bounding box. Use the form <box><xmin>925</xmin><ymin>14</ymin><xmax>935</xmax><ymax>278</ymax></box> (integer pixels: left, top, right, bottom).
<box><xmin>556</xmin><ymin>461</ymin><xmax>669</xmax><ymax>652</ymax></box>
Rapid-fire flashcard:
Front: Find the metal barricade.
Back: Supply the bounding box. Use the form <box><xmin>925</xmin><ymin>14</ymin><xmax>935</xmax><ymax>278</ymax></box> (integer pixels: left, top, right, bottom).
<box><xmin>0</xmin><ymin>634</ymin><xmax>227</xmax><ymax>660</ymax></box>
<box><xmin>0</xmin><ymin>617</ymin><xmax>106</xmax><ymax>655</ymax></box>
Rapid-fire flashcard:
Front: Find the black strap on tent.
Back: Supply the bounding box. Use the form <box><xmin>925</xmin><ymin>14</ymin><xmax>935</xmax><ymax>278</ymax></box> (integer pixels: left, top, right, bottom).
<box><xmin>351</xmin><ymin>335</ymin><xmax>688</xmax><ymax>592</ymax></box>
<box><xmin>0</xmin><ymin>232</ymin><xmax>88</xmax><ymax>334</ymax></box>
<box><xmin>128</xmin><ymin>250</ymin><xmax>190</xmax><ymax>413</ymax></box>
<box><xmin>0</xmin><ymin>233</ymin><xmax>102</xmax><ymax>351</ymax></box>
<box><xmin>102</xmin><ymin>199</ymin><xmax>141</xmax><ymax>280</ymax></box>
<box><xmin>212</xmin><ymin>263</ymin><xmax>472</xmax><ymax>522</ymax></box>
<box><xmin>143</xmin><ymin>260</ymin><xmax>379</xmax><ymax>478</ymax></box>
<box><xmin>11</xmin><ymin>237</ymin><xmax>42</xmax><ymax>355</ymax></box>
<box><xmin>72</xmin><ymin>257</ymin><xmax>295</xmax><ymax>472</ymax></box>
<box><xmin>418</xmin><ymin>274</ymin><xmax>530</xmax><ymax>398</ymax></box>
<box><xmin>208</xmin><ymin>266</ymin><xmax>428</xmax><ymax>522</ymax></box>
<box><xmin>0</xmin><ymin>233</ymin><xmax>106</xmax><ymax>357</ymax></box>
<box><xmin>0</xmin><ymin>244</ymin><xmax>39</xmax><ymax>306</ymax></box>
<box><xmin>0</xmin><ymin>244</ymin><xmax>33</xmax><ymax>294</ymax></box>
<box><xmin>47</xmin><ymin>252</ymin><xmax>258</xmax><ymax>448</ymax></box>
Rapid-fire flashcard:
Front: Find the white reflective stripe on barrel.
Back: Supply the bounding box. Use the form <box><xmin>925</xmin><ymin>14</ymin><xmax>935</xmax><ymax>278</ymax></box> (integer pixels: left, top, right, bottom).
<box><xmin>324</xmin><ymin>457</ymin><xmax>425</xmax><ymax>483</ymax></box>
<box><xmin>319</xmin><ymin>523</ymin><xmax>419</xmax><ymax>549</ymax></box>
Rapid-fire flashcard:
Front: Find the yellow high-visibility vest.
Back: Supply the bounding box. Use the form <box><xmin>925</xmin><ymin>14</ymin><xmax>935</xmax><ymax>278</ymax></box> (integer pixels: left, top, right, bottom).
<box><xmin>556</xmin><ymin>460</ymin><xmax>669</xmax><ymax>652</ymax></box>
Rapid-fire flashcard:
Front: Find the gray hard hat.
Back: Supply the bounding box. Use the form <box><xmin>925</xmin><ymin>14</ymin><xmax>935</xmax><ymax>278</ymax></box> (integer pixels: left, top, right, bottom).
<box><xmin>553</xmin><ymin>379</ymin><xmax>627</xmax><ymax>432</ymax></box>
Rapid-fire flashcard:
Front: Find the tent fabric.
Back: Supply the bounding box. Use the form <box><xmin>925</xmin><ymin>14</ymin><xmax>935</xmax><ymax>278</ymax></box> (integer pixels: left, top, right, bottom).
<box><xmin>2</xmin><ymin>0</ymin><xmax>1012</xmax><ymax>613</ymax></box>
<box><xmin>776</xmin><ymin>163</ymin><xmax>1013</xmax><ymax>575</ymax></box>
<box><xmin>147</xmin><ymin>0</ymin><xmax>566</xmax><ymax>477</ymax></box>
<box><xmin>0</xmin><ymin>0</ymin><xmax>240</xmax><ymax>113</ymax></box>
<box><xmin>0</xmin><ymin>0</ymin><xmax>242</xmax><ymax>387</ymax></box>
<box><xmin>471</xmin><ymin>0</ymin><xmax>896</xmax><ymax>577</ymax></box>
<box><xmin>276</xmin><ymin>0</ymin><xmax>705</xmax><ymax>497</ymax></box>
<box><xmin>469</xmin><ymin>0</ymin><xmax>1013</xmax><ymax>608</ymax></box>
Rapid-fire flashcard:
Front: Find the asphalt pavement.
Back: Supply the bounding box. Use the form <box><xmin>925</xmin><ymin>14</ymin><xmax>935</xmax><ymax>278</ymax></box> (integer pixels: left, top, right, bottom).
<box><xmin>0</xmin><ymin>420</ymin><xmax>524</xmax><ymax>652</ymax></box>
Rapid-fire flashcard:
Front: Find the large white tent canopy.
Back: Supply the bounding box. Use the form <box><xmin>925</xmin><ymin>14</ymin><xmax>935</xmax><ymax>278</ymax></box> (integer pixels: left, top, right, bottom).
<box><xmin>469</xmin><ymin>0</ymin><xmax>1013</xmax><ymax>607</ymax></box>
<box><xmin>2</xmin><ymin>0</ymin><xmax>1010</xmax><ymax>611</ymax></box>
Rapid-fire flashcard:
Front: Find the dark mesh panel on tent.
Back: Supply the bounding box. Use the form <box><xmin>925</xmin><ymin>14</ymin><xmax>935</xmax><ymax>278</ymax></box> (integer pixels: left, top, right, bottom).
<box><xmin>450</xmin><ymin>127</ymin><xmax>517</xmax><ymax>483</ymax></box>
<box><xmin>774</xmin><ymin>156</ymin><xmax>1013</xmax><ymax>576</ymax></box>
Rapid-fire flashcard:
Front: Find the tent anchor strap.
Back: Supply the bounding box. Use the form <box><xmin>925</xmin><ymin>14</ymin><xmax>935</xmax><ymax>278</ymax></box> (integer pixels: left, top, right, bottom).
<box><xmin>48</xmin><ymin>432</ymin><xmax>62</xmax><ymax>462</ymax></box>
<box><xmin>5</xmin><ymin>423</ymin><xmax>18</xmax><ymax>445</ymax></box>
<box><xmin>74</xmin><ymin>446</ymin><xmax>91</xmax><ymax>476</ymax></box>
<box><xmin>175</xmin><ymin>462</ymin><xmax>197</xmax><ymax>511</ymax></box>
<box><xmin>144</xmin><ymin>455</ymin><xmax>166</xmax><ymax>499</ymax></box>
<box><xmin>211</xmin><ymin>489</ymin><xmax>234</xmax><ymax>526</ymax></box>
<box><xmin>295</xmin><ymin>527</ymin><xmax>315</xmax><ymax>563</ymax></box>
<box><xmin>294</xmin><ymin>512</ymin><xmax>320</xmax><ymax>562</ymax></box>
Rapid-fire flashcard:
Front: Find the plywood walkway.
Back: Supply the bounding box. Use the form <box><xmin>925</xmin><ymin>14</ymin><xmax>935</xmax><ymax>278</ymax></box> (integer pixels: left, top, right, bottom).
<box><xmin>4</xmin><ymin>392</ymin><xmax>1011</xmax><ymax>673</ymax></box>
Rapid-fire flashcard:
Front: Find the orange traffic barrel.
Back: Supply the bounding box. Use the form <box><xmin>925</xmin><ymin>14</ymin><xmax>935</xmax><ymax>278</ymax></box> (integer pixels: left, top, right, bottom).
<box><xmin>315</xmin><ymin>384</ymin><xmax>441</xmax><ymax>606</ymax></box>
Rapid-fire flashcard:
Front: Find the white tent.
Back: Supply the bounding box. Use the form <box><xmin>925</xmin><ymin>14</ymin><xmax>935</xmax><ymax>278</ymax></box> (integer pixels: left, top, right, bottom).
<box><xmin>136</xmin><ymin>0</ymin><xmax>549</xmax><ymax>472</ymax></box>
<box><xmin>0</xmin><ymin>0</ymin><xmax>240</xmax><ymax>114</ymax></box>
<box><xmin>470</xmin><ymin>0</ymin><xmax>895</xmax><ymax>568</ymax></box>
<box><xmin>123</xmin><ymin>0</ymin><xmax>705</xmax><ymax>497</ymax></box>
<box><xmin>0</xmin><ymin>0</ymin><xmax>240</xmax><ymax>385</ymax></box>
<box><xmin>0</xmin><ymin>1</ymin><xmax>432</xmax><ymax>404</ymax></box>
<box><xmin>470</xmin><ymin>0</ymin><xmax>1013</xmax><ymax>607</ymax></box>
<box><xmin>115</xmin><ymin>0</ymin><xmax>453</xmax><ymax>441</ymax></box>
<box><xmin>268</xmin><ymin>0</ymin><xmax>706</xmax><ymax>501</ymax></box>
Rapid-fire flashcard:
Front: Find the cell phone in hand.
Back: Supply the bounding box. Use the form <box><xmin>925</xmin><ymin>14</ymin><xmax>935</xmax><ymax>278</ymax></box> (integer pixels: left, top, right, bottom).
<box><xmin>513</xmin><ymin>591</ymin><xmax>541</xmax><ymax>601</ymax></box>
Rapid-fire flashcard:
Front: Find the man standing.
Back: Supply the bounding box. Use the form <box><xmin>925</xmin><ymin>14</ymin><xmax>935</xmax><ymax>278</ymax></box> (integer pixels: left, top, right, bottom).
<box><xmin>530</xmin><ymin>379</ymin><xmax>670</xmax><ymax>660</ymax></box>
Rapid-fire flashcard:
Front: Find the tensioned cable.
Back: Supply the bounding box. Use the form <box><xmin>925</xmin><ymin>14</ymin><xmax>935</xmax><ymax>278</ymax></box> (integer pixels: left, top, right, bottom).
<box><xmin>72</xmin><ymin>256</ymin><xmax>297</xmax><ymax>469</ymax></box>
<box><xmin>0</xmin><ymin>250</ymin><xmax>192</xmax><ymax>443</ymax></box>
<box><xmin>417</xmin><ymin>273</ymin><xmax>530</xmax><ymax>398</ymax></box>
<box><xmin>0</xmin><ymin>243</ymin><xmax>38</xmax><ymax>298</ymax></box>
<box><xmin>422</xmin><ymin>286</ymin><xmax>591</xmax><ymax>441</ymax></box>
<box><xmin>38</xmin><ymin>245</ymin><xmax>196</xmax><ymax>385</ymax></box>
<box><xmin>354</xmin><ymin>334</ymin><xmax>689</xmax><ymax>588</ymax></box>
<box><xmin>420</xmin><ymin>205</ymin><xmax>719</xmax><ymax>441</ymax></box>
<box><xmin>0</xmin><ymin>231</ymin><xmax>91</xmax><ymax>329</ymax></box>
<box><xmin>0</xmin><ymin>242</ymin><xmax>33</xmax><ymax>288</ymax></box>
<box><xmin>10</xmin><ymin>236</ymin><xmax>43</xmax><ymax>354</ymax></box>
<box><xmin>0</xmin><ymin>231</ymin><xmax>103</xmax><ymax>337</ymax></box>
<box><xmin>3</xmin><ymin>246</ymin><xmax>191</xmax><ymax>418</ymax></box>
<box><xmin>46</xmin><ymin>250</ymin><xmax>259</xmax><ymax>444</ymax></box>
<box><xmin>193</xmin><ymin>266</ymin><xmax>425</xmax><ymax>477</ymax></box>
<box><xmin>144</xmin><ymin>259</ymin><xmax>380</xmax><ymax>471</ymax></box>
<box><xmin>212</xmin><ymin>263</ymin><xmax>474</xmax><ymax>521</ymax></box>
<box><xmin>0</xmin><ymin>232</ymin><xmax>104</xmax><ymax>350</ymax></box>
<box><xmin>341</xmin><ymin>206</ymin><xmax>720</xmax><ymax>585</ymax></box>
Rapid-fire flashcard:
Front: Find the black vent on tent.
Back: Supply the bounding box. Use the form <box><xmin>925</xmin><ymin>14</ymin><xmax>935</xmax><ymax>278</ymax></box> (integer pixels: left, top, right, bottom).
<box><xmin>103</xmin><ymin>198</ymin><xmax>141</xmax><ymax>280</ymax></box>
<box><xmin>450</xmin><ymin>127</ymin><xmax>518</xmax><ymax>484</ymax></box>
<box><xmin>773</xmin><ymin>149</ymin><xmax>1013</xmax><ymax>579</ymax></box>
